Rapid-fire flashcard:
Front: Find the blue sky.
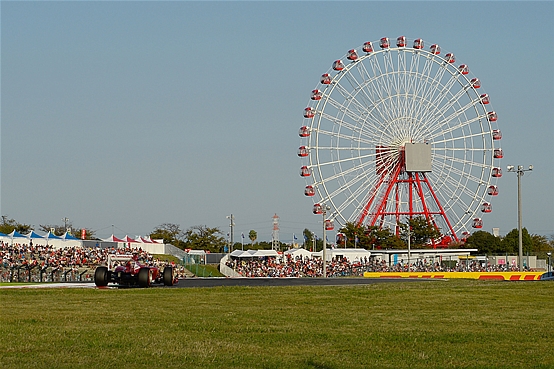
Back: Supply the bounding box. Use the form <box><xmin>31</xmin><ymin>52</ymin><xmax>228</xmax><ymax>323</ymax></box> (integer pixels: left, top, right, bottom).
<box><xmin>2</xmin><ymin>1</ymin><xmax>553</xmax><ymax>242</ymax></box>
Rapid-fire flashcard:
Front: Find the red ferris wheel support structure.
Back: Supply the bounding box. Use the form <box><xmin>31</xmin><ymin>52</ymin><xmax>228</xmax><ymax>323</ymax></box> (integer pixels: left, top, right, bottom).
<box><xmin>356</xmin><ymin>145</ymin><xmax>458</xmax><ymax>247</ymax></box>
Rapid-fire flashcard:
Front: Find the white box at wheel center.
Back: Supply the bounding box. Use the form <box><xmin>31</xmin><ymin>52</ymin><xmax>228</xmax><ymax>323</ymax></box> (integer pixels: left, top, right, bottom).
<box><xmin>405</xmin><ymin>143</ymin><xmax>432</xmax><ymax>172</ymax></box>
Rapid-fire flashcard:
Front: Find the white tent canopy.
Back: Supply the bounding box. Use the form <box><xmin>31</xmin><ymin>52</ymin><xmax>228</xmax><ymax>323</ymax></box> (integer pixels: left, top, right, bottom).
<box><xmin>0</xmin><ymin>231</ymin><xmax>168</xmax><ymax>254</ymax></box>
<box><xmin>284</xmin><ymin>248</ymin><xmax>313</xmax><ymax>260</ymax></box>
<box><xmin>230</xmin><ymin>249</ymin><xmax>279</xmax><ymax>258</ymax></box>
<box><xmin>312</xmin><ymin>248</ymin><xmax>371</xmax><ymax>262</ymax></box>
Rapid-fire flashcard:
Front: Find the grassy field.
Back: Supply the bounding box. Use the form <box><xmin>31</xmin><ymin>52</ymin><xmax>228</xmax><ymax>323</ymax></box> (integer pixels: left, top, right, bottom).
<box><xmin>152</xmin><ymin>254</ymin><xmax>182</xmax><ymax>264</ymax></box>
<box><xmin>184</xmin><ymin>263</ymin><xmax>224</xmax><ymax>277</ymax></box>
<box><xmin>152</xmin><ymin>253</ymin><xmax>224</xmax><ymax>277</ymax></box>
<box><xmin>1</xmin><ymin>280</ymin><xmax>552</xmax><ymax>369</ymax></box>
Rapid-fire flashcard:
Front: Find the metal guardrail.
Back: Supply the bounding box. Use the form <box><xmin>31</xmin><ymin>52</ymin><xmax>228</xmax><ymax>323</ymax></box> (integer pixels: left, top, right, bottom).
<box><xmin>0</xmin><ymin>266</ymin><xmax>95</xmax><ymax>283</ymax></box>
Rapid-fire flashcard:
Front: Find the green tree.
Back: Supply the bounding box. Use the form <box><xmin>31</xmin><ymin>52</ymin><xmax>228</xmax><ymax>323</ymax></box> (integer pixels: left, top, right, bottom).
<box><xmin>248</xmin><ymin>230</ymin><xmax>257</xmax><ymax>248</ymax></box>
<box><xmin>301</xmin><ymin>229</ymin><xmax>324</xmax><ymax>251</ymax></box>
<box><xmin>245</xmin><ymin>240</ymin><xmax>286</xmax><ymax>250</ymax></box>
<box><xmin>39</xmin><ymin>223</ymin><xmax>70</xmax><ymax>236</ymax></box>
<box><xmin>336</xmin><ymin>222</ymin><xmax>404</xmax><ymax>249</ymax></box>
<box><xmin>366</xmin><ymin>225</ymin><xmax>405</xmax><ymax>249</ymax></box>
<box><xmin>399</xmin><ymin>216</ymin><xmax>441</xmax><ymax>249</ymax></box>
<box><xmin>183</xmin><ymin>225</ymin><xmax>226</xmax><ymax>253</ymax></box>
<box><xmin>465</xmin><ymin>231</ymin><xmax>501</xmax><ymax>254</ymax></box>
<box><xmin>38</xmin><ymin>222</ymin><xmax>93</xmax><ymax>238</ymax></box>
<box><xmin>530</xmin><ymin>234</ymin><xmax>552</xmax><ymax>253</ymax></box>
<box><xmin>501</xmin><ymin>228</ymin><xmax>532</xmax><ymax>254</ymax></box>
<box><xmin>302</xmin><ymin>228</ymin><xmax>314</xmax><ymax>248</ymax></box>
<box><xmin>80</xmin><ymin>229</ymin><xmax>96</xmax><ymax>240</ymax></box>
<box><xmin>337</xmin><ymin>222</ymin><xmax>369</xmax><ymax>248</ymax></box>
<box><xmin>1</xmin><ymin>216</ymin><xmax>32</xmax><ymax>234</ymax></box>
<box><xmin>149</xmin><ymin>223</ymin><xmax>185</xmax><ymax>248</ymax></box>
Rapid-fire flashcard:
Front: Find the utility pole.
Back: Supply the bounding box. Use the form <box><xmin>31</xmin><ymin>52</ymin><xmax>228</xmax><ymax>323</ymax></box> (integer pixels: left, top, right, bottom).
<box><xmin>407</xmin><ymin>227</ymin><xmax>412</xmax><ymax>269</ymax></box>
<box><xmin>507</xmin><ymin>165</ymin><xmax>533</xmax><ymax>271</ymax></box>
<box><xmin>226</xmin><ymin>214</ymin><xmax>235</xmax><ymax>253</ymax></box>
<box><xmin>322</xmin><ymin>204</ymin><xmax>331</xmax><ymax>278</ymax></box>
<box><xmin>62</xmin><ymin>217</ymin><xmax>70</xmax><ymax>233</ymax></box>
<box><xmin>272</xmin><ymin>214</ymin><xmax>280</xmax><ymax>251</ymax></box>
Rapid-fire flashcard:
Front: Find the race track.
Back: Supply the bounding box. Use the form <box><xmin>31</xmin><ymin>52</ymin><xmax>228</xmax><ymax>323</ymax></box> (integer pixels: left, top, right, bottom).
<box><xmin>1</xmin><ymin>277</ymin><xmax>438</xmax><ymax>289</ymax></box>
<box><xmin>168</xmin><ymin>277</ymin><xmax>438</xmax><ymax>288</ymax></box>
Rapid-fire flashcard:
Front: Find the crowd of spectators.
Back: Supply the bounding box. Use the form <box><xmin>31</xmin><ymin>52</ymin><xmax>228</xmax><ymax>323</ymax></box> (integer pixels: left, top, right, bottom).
<box><xmin>0</xmin><ymin>240</ymin><xmax>188</xmax><ymax>283</ymax></box>
<box><xmin>226</xmin><ymin>254</ymin><xmax>367</xmax><ymax>278</ymax></box>
<box><xmin>226</xmin><ymin>254</ymin><xmax>522</xmax><ymax>278</ymax></box>
<box><xmin>368</xmin><ymin>258</ymin><xmax>522</xmax><ymax>273</ymax></box>
<box><xmin>2</xmin><ymin>239</ymin><xmax>526</xmax><ymax>283</ymax></box>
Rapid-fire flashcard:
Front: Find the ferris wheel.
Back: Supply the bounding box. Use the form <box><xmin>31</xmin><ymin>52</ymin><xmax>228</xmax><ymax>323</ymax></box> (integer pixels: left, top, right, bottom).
<box><xmin>298</xmin><ymin>36</ymin><xmax>502</xmax><ymax>245</ymax></box>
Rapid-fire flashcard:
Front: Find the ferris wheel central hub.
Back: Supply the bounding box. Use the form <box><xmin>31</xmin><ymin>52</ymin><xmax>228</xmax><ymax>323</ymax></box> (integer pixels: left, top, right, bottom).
<box><xmin>404</xmin><ymin>143</ymin><xmax>432</xmax><ymax>172</ymax></box>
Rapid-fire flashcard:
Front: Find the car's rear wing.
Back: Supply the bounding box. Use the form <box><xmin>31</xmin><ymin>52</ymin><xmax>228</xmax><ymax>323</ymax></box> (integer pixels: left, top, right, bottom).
<box><xmin>107</xmin><ymin>254</ymin><xmax>134</xmax><ymax>269</ymax></box>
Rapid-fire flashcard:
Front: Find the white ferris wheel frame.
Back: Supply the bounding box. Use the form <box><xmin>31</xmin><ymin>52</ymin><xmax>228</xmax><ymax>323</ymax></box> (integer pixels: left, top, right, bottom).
<box><xmin>299</xmin><ymin>37</ymin><xmax>502</xmax><ymax>239</ymax></box>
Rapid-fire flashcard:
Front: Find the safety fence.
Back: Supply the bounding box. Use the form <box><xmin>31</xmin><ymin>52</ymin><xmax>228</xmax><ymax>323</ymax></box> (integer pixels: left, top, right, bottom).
<box><xmin>0</xmin><ymin>265</ymin><xmax>95</xmax><ymax>283</ymax></box>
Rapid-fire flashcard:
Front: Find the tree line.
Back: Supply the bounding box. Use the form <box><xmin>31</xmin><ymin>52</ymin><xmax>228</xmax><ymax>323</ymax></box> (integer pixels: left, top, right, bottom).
<box><xmin>303</xmin><ymin>217</ymin><xmax>553</xmax><ymax>258</ymax></box>
<box><xmin>0</xmin><ymin>216</ymin><xmax>259</xmax><ymax>253</ymax></box>
<box><xmin>464</xmin><ymin>228</ymin><xmax>552</xmax><ymax>256</ymax></box>
<box><xmin>2</xmin><ymin>215</ymin><xmax>552</xmax><ymax>256</ymax></box>
<box><xmin>149</xmin><ymin>224</ymin><xmax>287</xmax><ymax>253</ymax></box>
<box><xmin>0</xmin><ymin>215</ymin><xmax>98</xmax><ymax>240</ymax></box>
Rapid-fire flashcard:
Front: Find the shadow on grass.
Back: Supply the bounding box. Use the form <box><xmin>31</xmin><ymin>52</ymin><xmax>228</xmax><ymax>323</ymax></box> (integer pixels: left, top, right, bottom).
<box><xmin>305</xmin><ymin>358</ymin><xmax>337</xmax><ymax>369</ymax></box>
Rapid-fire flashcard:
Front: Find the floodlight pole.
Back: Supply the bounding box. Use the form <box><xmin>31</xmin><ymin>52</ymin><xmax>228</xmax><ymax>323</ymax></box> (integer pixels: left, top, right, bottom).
<box><xmin>407</xmin><ymin>228</ymin><xmax>411</xmax><ymax>269</ymax></box>
<box><xmin>507</xmin><ymin>165</ymin><xmax>533</xmax><ymax>271</ymax></box>
<box><xmin>322</xmin><ymin>204</ymin><xmax>330</xmax><ymax>278</ymax></box>
<box><xmin>337</xmin><ymin>232</ymin><xmax>346</xmax><ymax>249</ymax></box>
<box><xmin>226</xmin><ymin>214</ymin><xmax>235</xmax><ymax>253</ymax></box>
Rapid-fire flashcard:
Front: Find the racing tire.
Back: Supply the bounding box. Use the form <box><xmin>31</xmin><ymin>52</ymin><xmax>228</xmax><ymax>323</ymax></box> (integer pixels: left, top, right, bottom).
<box><xmin>163</xmin><ymin>266</ymin><xmax>174</xmax><ymax>286</ymax></box>
<box><xmin>137</xmin><ymin>268</ymin><xmax>152</xmax><ymax>288</ymax></box>
<box><xmin>94</xmin><ymin>266</ymin><xmax>109</xmax><ymax>287</ymax></box>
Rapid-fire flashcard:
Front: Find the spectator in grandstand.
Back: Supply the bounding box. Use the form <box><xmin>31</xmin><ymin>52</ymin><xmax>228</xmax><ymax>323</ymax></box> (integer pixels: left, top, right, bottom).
<box><xmin>225</xmin><ymin>252</ymin><xmax>522</xmax><ymax>278</ymax></box>
<box><xmin>0</xmin><ymin>240</ymin><xmax>185</xmax><ymax>282</ymax></box>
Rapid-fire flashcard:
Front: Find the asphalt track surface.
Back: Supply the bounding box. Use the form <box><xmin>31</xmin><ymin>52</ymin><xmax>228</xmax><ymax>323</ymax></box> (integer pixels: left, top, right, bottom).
<box><xmin>168</xmin><ymin>277</ymin><xmax>439</xmax><ymax>288</ymax></box>
<box><xmin>0</xmin><ymin>277</ymin><xmax>439</xmax><ymax>289</ymax></box>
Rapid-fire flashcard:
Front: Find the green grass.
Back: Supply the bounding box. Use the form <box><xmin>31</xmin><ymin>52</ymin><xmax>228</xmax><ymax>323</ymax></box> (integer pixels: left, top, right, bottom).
<box><xmin>184</xmin><ymin>263</ymin><xmax>224</xmax><ymax>277</ymax></box>
<box><xmin>0</xmin><ymin>280</ymin><xmax>552</xmax><ymax>369</ymax></box>
<box><xmin>152</xmin><ymin>253</ymin><xmax>224</xmax><ymax>277</ymax></box>
<box><xmin>152</xmin><ymin>254</ymin><xmax>182</xmax><ymax>264</ymax></box>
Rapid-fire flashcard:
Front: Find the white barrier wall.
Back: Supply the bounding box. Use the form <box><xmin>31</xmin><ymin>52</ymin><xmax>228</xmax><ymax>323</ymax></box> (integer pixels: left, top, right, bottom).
<box><xmin>0</xmin><ymin>236</ymin><xmax>168</xmax><ymax>254</ymax></box>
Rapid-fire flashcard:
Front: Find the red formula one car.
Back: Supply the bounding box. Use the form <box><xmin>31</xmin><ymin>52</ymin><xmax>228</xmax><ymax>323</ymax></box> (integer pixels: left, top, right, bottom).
<box><xmin>94</xmin><ymin>254</ymin><xmax>177</xmax><ymax>288</ymax></box>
